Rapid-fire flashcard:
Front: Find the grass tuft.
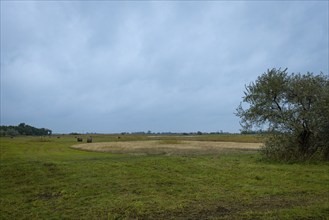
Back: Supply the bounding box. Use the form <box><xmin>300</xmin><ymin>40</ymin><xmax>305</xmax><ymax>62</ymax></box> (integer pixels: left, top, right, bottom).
<box><xmin>157</xmin><ymin>139</ymin><xmax>183</xmax><ymax>145</ymax></box>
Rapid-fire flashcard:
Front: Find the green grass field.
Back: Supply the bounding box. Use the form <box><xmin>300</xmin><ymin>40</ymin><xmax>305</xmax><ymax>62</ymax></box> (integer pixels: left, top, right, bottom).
<box><xmin>1</xmin><ymin>135</ymin><xmax>328</xmax><ymax>219</ymax></box>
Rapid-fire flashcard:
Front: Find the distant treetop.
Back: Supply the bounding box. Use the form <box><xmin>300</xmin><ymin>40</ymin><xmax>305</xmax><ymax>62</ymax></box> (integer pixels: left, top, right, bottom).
<box><xmin>0</xmin><ymin>123</ymin><xmax>52</xmax><ymax>136</ymax></box>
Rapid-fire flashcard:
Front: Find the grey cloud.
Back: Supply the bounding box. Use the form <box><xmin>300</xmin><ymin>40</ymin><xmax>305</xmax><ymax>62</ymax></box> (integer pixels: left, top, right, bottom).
<box><xmin>1</xmin><ymin>1</ymin><xmax>328</xmax><ymax>133</ymax></box>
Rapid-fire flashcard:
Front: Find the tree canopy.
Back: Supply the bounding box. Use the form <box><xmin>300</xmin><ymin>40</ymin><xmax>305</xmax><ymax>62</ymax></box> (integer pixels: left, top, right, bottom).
<box><xmin>0</xmin><ymin>123</ymin><xmax>52</xmax><ymax>136</ymax></box>
<box><xmin>236</xmin><ymin>68</ymin><xmax>329</xmax><ymax>161</ymax></box>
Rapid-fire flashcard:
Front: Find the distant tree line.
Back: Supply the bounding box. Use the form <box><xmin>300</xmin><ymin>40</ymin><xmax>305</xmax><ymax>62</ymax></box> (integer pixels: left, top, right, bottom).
<box><xmin>0</xmin><ymin>123</ymin><xmax>52</xmax><ymax>136</ymax></box>
<box><xmin>120</xmin><ymin>131</ymin><xmax>232</xmax><ymax>135</ymax></box>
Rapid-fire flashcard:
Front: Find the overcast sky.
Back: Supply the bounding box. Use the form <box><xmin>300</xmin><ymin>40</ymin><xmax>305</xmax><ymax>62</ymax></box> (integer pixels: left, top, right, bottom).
<box><xmin>1</xmin><ymin>1</ymin><xmax>328</xmax><ymax>134</ymax></box>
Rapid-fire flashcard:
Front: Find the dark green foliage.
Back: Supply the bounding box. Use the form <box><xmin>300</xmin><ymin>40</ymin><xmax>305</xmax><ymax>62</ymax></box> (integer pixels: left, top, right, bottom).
<box><xmin>0</xmin><ymin>123</ymin><xmax>52</xmax><ymax>136</ymax></box>
<box><xmin>236</xmin><ymin>68</ymin><xmax>329</xmax><ymax>161</ymax></box>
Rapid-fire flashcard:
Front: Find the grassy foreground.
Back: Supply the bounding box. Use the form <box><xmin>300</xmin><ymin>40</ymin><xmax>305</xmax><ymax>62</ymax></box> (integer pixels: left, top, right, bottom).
<box><xmin>1</xmin><ymin>135</ymin><xmax>328</xmax><ymax>219</ymax></box>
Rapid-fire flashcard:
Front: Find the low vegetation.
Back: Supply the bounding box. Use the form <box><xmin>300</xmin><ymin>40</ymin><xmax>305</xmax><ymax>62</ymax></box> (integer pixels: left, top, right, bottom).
<box><xmin>1</xmin><ymin>134</ymin><xmax>328</xmax><ymax>219</ymax></box>
<box><xmin>71</xmin><ymin>140</ymin><xmax>261</xmax><ymax>155</ymax></box>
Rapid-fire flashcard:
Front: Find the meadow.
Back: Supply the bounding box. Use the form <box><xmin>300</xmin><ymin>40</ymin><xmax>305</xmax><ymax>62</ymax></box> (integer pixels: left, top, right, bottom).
<box><xmin>0</xmin><ymin>134</ymin><xmax>328</xmax><ymax>219</ymax></box>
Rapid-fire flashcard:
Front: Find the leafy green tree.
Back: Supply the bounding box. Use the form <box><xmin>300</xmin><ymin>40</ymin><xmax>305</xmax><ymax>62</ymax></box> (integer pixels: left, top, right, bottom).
<box><xmin>1</xmin><ymin>123</ymin><xmax>52</xmax><ymax>136</ymax></box>
<box><xmin>236</xmin><ymin>68</ymin><xmax>329</xmax><ymax>161</ymax></box>
<box><xmin>6</xmin><ymin>128</ymin><xmax>19</xmax><ymax>137</ymax></box>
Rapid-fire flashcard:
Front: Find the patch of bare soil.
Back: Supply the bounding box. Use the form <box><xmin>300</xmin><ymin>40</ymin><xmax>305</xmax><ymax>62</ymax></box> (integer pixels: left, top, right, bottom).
<box><xmin>71</xmin><ymin>141</ymin><xmax>262</xmax><ymax>155</ymax></box>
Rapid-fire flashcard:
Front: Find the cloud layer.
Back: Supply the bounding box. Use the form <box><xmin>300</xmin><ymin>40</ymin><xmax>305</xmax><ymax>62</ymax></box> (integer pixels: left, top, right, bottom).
<box><xmin>1</xmin><ymin>1</ymin><xmax>328</xmax><ymax>133</ymax></box>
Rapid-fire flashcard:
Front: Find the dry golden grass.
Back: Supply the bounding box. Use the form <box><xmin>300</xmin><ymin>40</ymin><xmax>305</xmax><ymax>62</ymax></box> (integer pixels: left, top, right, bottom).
<box><xmin>71</xmin><ymin>140</ymin><xmax>262</xmax><ymax>155</ymax></box>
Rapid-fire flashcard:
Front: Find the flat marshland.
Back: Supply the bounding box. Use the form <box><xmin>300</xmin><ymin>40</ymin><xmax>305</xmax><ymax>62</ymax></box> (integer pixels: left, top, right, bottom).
<box><xmin>71</xmin><ymin>140</ymin><xmax>261</xmax><ymax>155</ymax></box>
<box><xmin>1</xmin><ymin>134</ymin><xmax>328</xmax><ymax>219</ymax></box>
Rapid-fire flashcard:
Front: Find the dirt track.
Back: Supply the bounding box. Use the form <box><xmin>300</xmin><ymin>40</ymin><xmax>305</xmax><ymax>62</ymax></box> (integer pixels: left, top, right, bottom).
<box><xmin>71</xmin><ymin>140</ymin><xmax>262</xmax><ymax>155</ymax></box>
